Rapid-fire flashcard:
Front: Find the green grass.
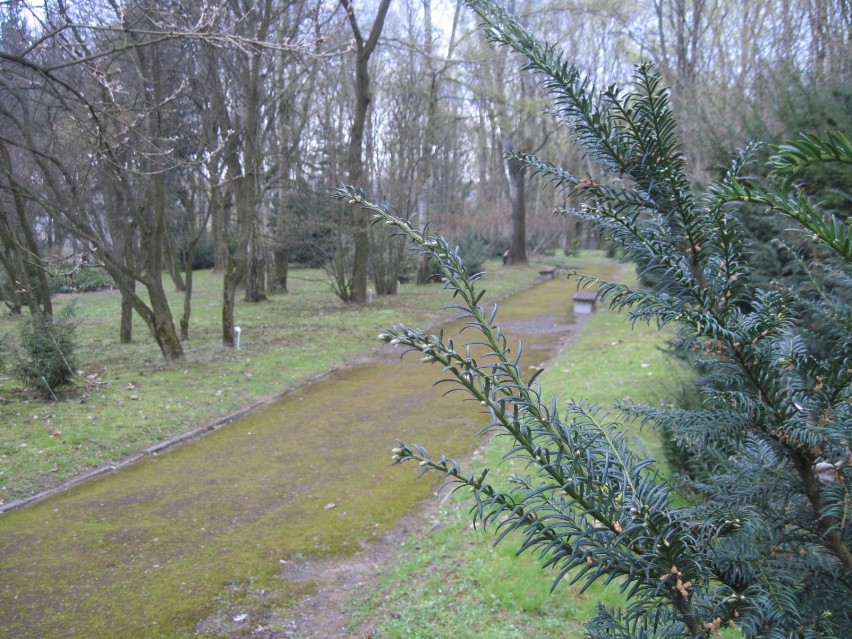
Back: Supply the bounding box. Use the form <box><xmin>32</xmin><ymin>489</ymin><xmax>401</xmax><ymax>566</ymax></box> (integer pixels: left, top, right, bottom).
<box><xmin>0</xmin><ymin>254</ymin><xmax>619</xmax><ymax>639</ymax></box>
<box><xmin>0</xmin><ymin>253</ymin><xmax>706</xmax><ymax>638</ymax></box>
<box><xmin>348</xmin><ymin>268</ymin><xmax>695</xmax><ymax>638</ymax></box>
<box><xmin>0</xmin><ymin>262</ymin><xmax>546</xmax><ymax>504</ymax></box>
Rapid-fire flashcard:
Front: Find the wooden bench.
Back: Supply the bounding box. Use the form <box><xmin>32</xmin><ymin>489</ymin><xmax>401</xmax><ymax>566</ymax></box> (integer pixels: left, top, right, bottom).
<box><xmin>572</xmin><ymin>290</ymin><xmax>599</xmax><ymax>314</ymax></box>
<box><xmin>539</xmin><ymin>267</ymin><xmax>556</xmax><ymax>280</ymax></box>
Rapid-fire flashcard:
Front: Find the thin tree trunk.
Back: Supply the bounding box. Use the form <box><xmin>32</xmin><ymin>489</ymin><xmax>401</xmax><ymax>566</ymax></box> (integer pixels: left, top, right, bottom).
<box><xmin>341</xmin><ymin>0</ymin><xmax>393</xmax><ymax>304</ymax></box>
<box><xmin>146</xmin><ymin>45</ymin><xmax>183</xmax><ymax>359</ymax></box>
<box><xmin>1</xmin><ymin>147</ymin><xmax>52</xmax><ymax>315</ymax></box>
<box><xmin>211</xmin><ymin>182</ymin><xmax>228</xmax><ymax>272</ymax></box>
<box><xmin>163</xmin><ymin>230</ymin><xmax>186</xmax><ymax>292</ymax></box>
<box><xmin>0</xmin><ymin>248</ymin><xmax>23</xmax><ymax>314</ymax></box>
<box><xmin>347</xmin><ymin>51</ymin><xmax>372</xmax><ymax>303</ymax></box>
<box><xmin>417</xmin><ymin>0</ymin><xmax>437</xmax><ymax>285</ymax></box>
<box><xmin>271</xmin><ymin>245</ymin><xmax>289</xmax><ymax>294</ymax></box>
<box><xmin>120</xmin><ymin>290</ymin><xmax>133</xmax><ymax>343</ymax></box>
<box><xmin>244</xmin><ymin>237</ymin><xmax>267</xmax><ymax>302</ymax></box>
<box><xmin>119</xmin><ymin>223</ymin><xmax>135</xmax><ymax>343</ymax></box>
<box><xmin>222</xmin><ymin>255</ymin><xmax>242</xmax><ymax>348</ymax></box>
<box><xmin>180</xmin><ymin>244</ymin><xmax>195</xmax><ymax>341</ymax></box>
<box><xmin>505</xmin><ymin>151</ymin><xmax>528</xmax><ymax>265</ymax></box>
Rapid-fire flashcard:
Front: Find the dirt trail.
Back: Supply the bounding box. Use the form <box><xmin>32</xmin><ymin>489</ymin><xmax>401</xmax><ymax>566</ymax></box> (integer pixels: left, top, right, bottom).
<box><xmin>0</xmin><ymin>270</ymin><xmax>611</xmax><ymax>639</ymax></box>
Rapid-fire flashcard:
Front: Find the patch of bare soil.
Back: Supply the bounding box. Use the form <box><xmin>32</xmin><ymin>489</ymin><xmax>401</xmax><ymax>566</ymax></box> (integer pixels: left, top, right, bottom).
<box><xmin>272</xmin><ymin>503</ymin><xmax>440</xmax><ymax>638</ymax></box>
<box><xmin>193</xmin><ymin>500</ymin><xmax>442</xmax><ymax>639</ymax></box>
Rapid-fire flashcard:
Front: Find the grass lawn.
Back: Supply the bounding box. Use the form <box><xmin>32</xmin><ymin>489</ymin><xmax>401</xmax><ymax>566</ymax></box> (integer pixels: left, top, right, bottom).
<box><xmin>348</xmin><ymin>268</ymin><xmax>696</xmax><ymax>638</ymax></box>
<box><xmin>0</xmin><ymin>261</ymin><xmax>547</xmax><ymax>504</ymax></box>
<box><xmin>0</xmin><ymin>253</ymin><xmax>705</xmax><ymax>637</ymax></box>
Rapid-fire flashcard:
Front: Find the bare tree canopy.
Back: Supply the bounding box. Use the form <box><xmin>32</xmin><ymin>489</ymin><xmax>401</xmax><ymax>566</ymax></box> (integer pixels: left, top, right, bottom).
<box><xmin>1</xmin><ymin>0</ymin><xmax>848</xmax><ymax>354</ymax></box>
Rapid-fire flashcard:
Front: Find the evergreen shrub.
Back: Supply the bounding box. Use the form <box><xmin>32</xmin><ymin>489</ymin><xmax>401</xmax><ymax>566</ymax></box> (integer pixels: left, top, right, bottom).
<box><xmin>14</xmin><ymin>305</ymin><xmax>78</xmax><ymax>398</ymax></box>
<box><xmin>337</xmin><ymin>1</ymin><xmax>851</xmax><ymax>636</ymax></box>
<box><xmin>49</xmin><ymin>267</ymin><xmax>114</xmax><ymax>294</ymax></box>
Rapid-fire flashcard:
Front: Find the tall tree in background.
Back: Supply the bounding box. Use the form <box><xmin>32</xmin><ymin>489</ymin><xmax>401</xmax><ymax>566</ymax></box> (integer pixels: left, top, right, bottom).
<box><xmin>340</xmin><ymin>0</ymin><xmax>393</xmax><ymax>303</ymax></box>
<box><xmin>193</xmin><ymin>0</ymin><xmax>325</xmax><ymax>346</ymax></box>
<box><xmin>213</xmin><ymin>0</ymin><xmax>275</xmax><ymax>347</ymax></box>
<box><xmin>372</xmin><ymin>0</ymin><xmax>466</xmax><ymax>288</ymax></box>
<box><xmin>0</xmin><ymin>146</ymin><xmax>53</xmax><ymax>317</ymax></box>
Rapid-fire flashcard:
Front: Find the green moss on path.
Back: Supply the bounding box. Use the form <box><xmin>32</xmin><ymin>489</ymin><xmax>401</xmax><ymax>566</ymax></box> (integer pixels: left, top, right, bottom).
<box><xmin>0</xmin><ymin>262</ymin><xmax>617</xmax><ymax>638</ymax></box>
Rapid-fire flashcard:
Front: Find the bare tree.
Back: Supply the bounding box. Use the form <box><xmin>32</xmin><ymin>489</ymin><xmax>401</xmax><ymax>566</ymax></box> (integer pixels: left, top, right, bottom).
<box><xmin>339</xmin><ymin>0</ymin><xmax>393</xmax><ymax>303</ymax></box>
<box><xmin>0</xmin><ymin>2</ymin><xmax>233</xmax><ymax>358</ymax></box>
<box><xmin>0</xmin><ymin>0</ymin><xmax>322</xmax><ymax>358</ymax></box>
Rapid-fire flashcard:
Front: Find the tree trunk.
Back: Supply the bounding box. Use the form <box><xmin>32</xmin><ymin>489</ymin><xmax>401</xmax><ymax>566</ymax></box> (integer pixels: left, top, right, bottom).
<box><xmin>0</xmin><ymin>247</ymin><xmax>23</xmax><ymax>314</ymax></box>
<box><xmin>505</xmin><ymin>153</ymin><xmax>528</xmax><ymax>265</ymax></box>
<box><xmin>270</xmin><ymin>245</ymin><xmax>289</xmax><ymax>294</ymax></box>
<box><xmin>372</xmin><ymin>226</ymin><xmax>406</xmax><ymax>295</ymax></box>
<box><xmin>0</xmin><ymin>147</ymin><xmax>53</xmax><ymax>315</ymax></box>
<box><xmin>217</xmin><ymin>4</ymin><xmax>271</xmax><ymax>331</ymax></box>
<box><xmin>211</xmin><ymin>183</ymin><xmax>229</xmax><ymax>272</ymax></box>
<box><xmin>120</xmin><ymin>19</ymin><xmax>184</xmax><ymax>360</ymax></box>
<box><xmin>163</xmin><ymin>230</ymin><xmax>186</xmax><ymax>292</ymax></box>
<box><xmin>341</xmin><ymin>0</ymin><xmax>393</xmax><ymax>304</ymax></box>
<box><xmin>120</xmin><ymin>292</ymin><xmax>133</xmax><ymax>343</ymax></box>
<box><xmin>347</xmin><ymin>50</ymin><xmax>372</xmax><ymax>304</ymax></box>
<box><xmin>142</xmin><ymin>171</ymin><xmax>183</xmax><ymax>359</ymax></box>
<box><xmin>244</xmin><ymin>239</ymin><xmax>268</xmax><ymax>302</ymax></box>
<box><xmin>416</xmin><ymin>0</ymin><xmax>438</xmax><ymax>285</ymax></box>
<box><xmin>119</xmin><ymin>229</ymin><xmax>135</xmax><ymax>343</ymax></box>
<box><xmin>222</xmin><ymin>255</ymin><xmax>241</xmax><ymax>348</ymax></box>
<box><xmin>148</xmin><ymin>279</ymin><xmax>184</xmax><ymax>360</ymax></box>
<box><xmin>221</xmin><ymin>172</ymin><xmax>253</xmax><ymax>346</ymax></box>
<box><xmin>9</xmin><ymin>234</ymin><xmax>40</xmax><ymax>316</ymax></box>
<box><xmin>15</xmin><ymin>212</ymin><xmax>52</xmax><ymax>316</ymax></box>
<box><xmin>180</xmin><ymin>243</ymin><xmax>195</xmax><ymax>341</ymax></box>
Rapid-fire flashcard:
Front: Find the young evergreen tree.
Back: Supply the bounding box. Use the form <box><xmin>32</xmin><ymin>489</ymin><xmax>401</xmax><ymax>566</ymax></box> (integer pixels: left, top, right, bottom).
<box><xmin>339</xmin><ymin>1</ymin><xmax>851</xmax><ymax>635</ymax></box>
<box><xmin>13</xmin><ymin>306</ymin><xmax>78</xmax><ymax>399</ymax></box>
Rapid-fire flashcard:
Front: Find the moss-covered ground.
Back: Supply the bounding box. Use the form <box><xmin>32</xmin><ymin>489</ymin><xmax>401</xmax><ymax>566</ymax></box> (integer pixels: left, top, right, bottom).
<box><xmin>0</xmin><ymin>258</ymin><xmax>615</xmax><ymax>638</ymax></box>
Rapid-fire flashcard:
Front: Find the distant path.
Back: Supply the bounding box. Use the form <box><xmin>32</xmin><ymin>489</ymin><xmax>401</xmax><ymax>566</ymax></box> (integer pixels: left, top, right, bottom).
<box><xmin>0</xmin><ymin>264</ymin><xmax>617</xmax><ymax>639</ymax></box>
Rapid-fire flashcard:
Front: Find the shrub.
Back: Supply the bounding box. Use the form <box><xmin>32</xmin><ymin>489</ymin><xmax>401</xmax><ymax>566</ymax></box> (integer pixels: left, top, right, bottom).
<box><xmin>337</xmin><ymin>1</ymin><xmax>852</xmax><ymax>636</ymax></box>
<box><xmin>49</xmin><ymin>267</ymin><xmax>115</xmax><ymax>294</ymax></box>
<box><xmin>176</xmin><ymin>236</ymin><xmax>215</xmax><ymax>271</ymax></box>
<box><xmin>14</xmin><ymin>305</ymin><xmax>78</xmax><ymax>398</ymax></box>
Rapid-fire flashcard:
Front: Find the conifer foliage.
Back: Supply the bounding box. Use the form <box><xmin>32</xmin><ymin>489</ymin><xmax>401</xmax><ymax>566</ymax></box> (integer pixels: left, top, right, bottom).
<box><xmin>338</xmin><ymin>2</ymin><xmax>851</xmax><ymax>636</ymax></box>
<box><xmin>13</xmin><ymin>306</ymin><xmax>78</xmax><ymax>399</ymax></box>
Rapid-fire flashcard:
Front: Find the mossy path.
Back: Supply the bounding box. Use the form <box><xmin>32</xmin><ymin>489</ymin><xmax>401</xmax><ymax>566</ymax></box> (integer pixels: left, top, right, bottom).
<box><xmin>0</xmin><ymin>262</ymin><xmax>617</xmax><ymax>638</ymax></box>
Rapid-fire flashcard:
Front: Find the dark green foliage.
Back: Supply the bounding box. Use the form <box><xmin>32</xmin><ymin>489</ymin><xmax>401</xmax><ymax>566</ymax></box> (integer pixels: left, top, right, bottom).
<box><xmin>14</xmin><ymin>305</ymin><xmax>78</xmax><ymax>398</ymax></box>
<box><xmin>728</xmin><ymin>83</ymin><xmax>851</xmax><ymax>355</ymax></box>
<box><xmin>48</xmin><ymin>267</ymin><xmax>115</xmax><ymax>294</ymax></box>
<box><xmin>176</xmin><ymin>235</ymin><xmax>216</xmax><ymax>271</ymax></box>
<box><xmin>285</xmin><ymin>187</ymin><xmax>341</xmax><ymax>268</ymax></box>
<box><xmin>337</xmin><ymin>1</ymin><xmax>851</xmax><ymax>636</ymax></box>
